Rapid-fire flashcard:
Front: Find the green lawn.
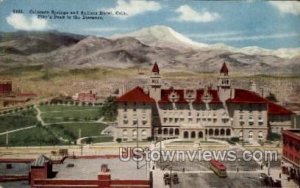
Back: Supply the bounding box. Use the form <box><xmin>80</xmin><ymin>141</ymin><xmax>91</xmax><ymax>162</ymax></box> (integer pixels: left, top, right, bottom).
<box><xmin>38</xmin><ymin>105</ymin><xmax>102</xmax><ymax>123</ymax></box>
<box><xmin>38</xmin><ymin>105</ymin><xmax>101</xmax><ymax>112</ymax></box>
<box><xmin>0</xmin><ymin>126</ymin><xmax>63</xmax><ymax>146</ymax></box>
<box><xmin>0</xmin><ymin>109</ymin><xmax>38</xmax><ymax>133</ymax></box>
<box><xmin>84</xmin><ymin>136</ymin><xmax>113</xmax><ymax>144</ymax></box>
<box><xmin>50</xmin><ymin>122</ymin><xmax>109</xmax><ymax>141</ymax></box>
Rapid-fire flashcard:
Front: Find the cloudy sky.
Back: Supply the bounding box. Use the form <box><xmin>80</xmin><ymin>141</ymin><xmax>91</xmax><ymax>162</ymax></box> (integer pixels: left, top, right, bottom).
<box><xmin>0</xmin><ymin>0</ymin><xmax>300</xmax><ymax>49</ymax></box>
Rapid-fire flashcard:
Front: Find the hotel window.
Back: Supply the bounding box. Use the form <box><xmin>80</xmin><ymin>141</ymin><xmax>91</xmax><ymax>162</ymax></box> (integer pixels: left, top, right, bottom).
<box><xmin>240</xmin><ymin>115</ymin><xmax>243</xmax><ymax>120</ymax></box>
<box><xmin>248</xmin><ymin>131</ymin><xmax>253</xmax><ymax>139</ymax></box>
<box><xmin>180</xmin><ymin>118</ymin><xmax>184</xmax><ymax>122</ymax></box>
<box><xmin>213</xmin><ymin>119</ymin><xmax>217</xmax><ymax>123</ymax></box>
<box><xmin>249</xmin><ymin>121</ymin><xmax>254</xmax><ymax>126</ymax></box>
<box><xmin>124</xmin><ymin>108</ymin><xmax>127</xmax><ymax>112</ymax></box>
<box><xmin>133</xmin><ymin>120</ymin><xmax>137</xmax><ymax>126</ymax></box>
<box><xmin>142</xmin><ymin>121</ymin><xmax>147</xmax><ymax>125</ymax></box>
<box><xmin>123</xmin><ymin>120</ymin><xmax>128</xmax><ymax>125</ymax></box>
<box><xmin>163</xmin><ymin>118</ymin><xmax>167</xmax><ymax>123</ymax></box>
<box><xmin>258</xmin><ymin>131</ymin><xmax>263</xmax><ymax>140</ymax></box>
<box><xmin>188</xmin><ymin>118</ymin><xmax>193</xmax><ymax>123</ymax></box>
<box><xmin>175</xmin><ymin>118</ymin><xmax>178</xmax><ymax>123</ymax></box>
<box><xmin>222</xmin><ymin>119</ymin><xmax>228</xmax><ymax>123</ymax></box>
<box><xmin>197</xmin><ymin>118</ymin><xmax>201</xmax><ymax>123</ymax></box>
<box><xmin>169</xmin><ymin>118</ymin><xmax>173</xmax><ymax>123</ymax></box>
<box><xmin>188</xmin><ymin>111</ymin><xmax>192</xmax><ymax>116</ymax></box>
<box><xmin>240</xmin><ymin>121</ymin><xmax>245</xmax><ymax>126</ymax></box>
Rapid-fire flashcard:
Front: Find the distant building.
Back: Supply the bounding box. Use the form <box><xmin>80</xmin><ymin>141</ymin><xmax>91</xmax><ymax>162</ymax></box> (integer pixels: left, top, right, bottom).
<box><xmin>73</xmin><ymin>90</ymin><xmax>97</xmax><ymax>103</ymax></box>
<box><xmin>114</xmin><ymin>63</ymin><xmax>294</xmax><ymax>142</ymax></box>
<box><xmin>0</xmin><ymin>80</ymin><xmax>37</xmax><ymax>108</ymax></box>
<box><xmin>0</xmin><ymin>80</ymin><xmax>12</xmax><ymax>96</ymax></box>
<box><xmin>282</xmin><ymin>129</ymin><xmax>300</xmax><ymax>185</ymax></box>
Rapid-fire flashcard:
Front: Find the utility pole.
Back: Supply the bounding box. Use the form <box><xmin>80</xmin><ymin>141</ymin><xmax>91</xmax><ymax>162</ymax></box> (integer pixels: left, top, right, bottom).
<box><xmin>6</xmin><ymin>131</ymin><xmax>8</xmax><ymax>149</ymax></box>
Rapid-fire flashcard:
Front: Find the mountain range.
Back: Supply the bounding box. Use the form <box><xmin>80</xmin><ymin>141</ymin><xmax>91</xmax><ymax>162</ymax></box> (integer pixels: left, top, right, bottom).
<box><xmin>0</xmin><ymin>25</ymin><xmax>299</xmax><ymax>74</ymax></box>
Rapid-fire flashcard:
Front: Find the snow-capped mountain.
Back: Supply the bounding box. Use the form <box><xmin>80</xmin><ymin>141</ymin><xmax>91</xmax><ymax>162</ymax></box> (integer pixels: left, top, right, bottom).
<box><xmin>112</xmin><ymin>25</ymin><xmax>300</xmax><ymax>59</ymax></box>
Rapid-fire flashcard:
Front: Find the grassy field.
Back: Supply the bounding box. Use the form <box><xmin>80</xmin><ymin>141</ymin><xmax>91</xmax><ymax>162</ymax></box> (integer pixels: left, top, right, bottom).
<box><xmin>50</xmin><ymin>123</ymin><xmax>108</xmax><ymax>140</ymax></box>
<box><xmin>39</xmin><ymin>105</ymin><xmax>102</xmax><ymax>123</ymax></box>
<box><xmin>0</xmin><ymin>126</ymin><xmax>62</xmax><ymax>146</ymax></box>
<box><xmin>0</xmin><ymin>109</ymin><xmax>38</xmax><ymax>133</ymax></box>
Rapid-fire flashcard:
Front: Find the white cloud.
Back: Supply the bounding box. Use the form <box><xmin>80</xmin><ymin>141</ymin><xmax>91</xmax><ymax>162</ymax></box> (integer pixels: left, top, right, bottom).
<box><xmin>174</xmin><ymin>5</ymin><xmax>220</xmax><ymax>23</ymax></box>
<box><xmin>197</xmin><ymin>32</ymin><xmax>300</xmax><ymax>42</ymax></box>
<box><xmin>269</xmin><ymin>1</ymin><xmax>300</xmax><ymax>15</ymax></box>
<box><xmin>6</xmin><ymin>13</ymin><xmax>49</xmax><ymax>31</ymax></box>
<box><xmin>107</xmin><ymin>0</ymin><xmax>161</xmax><ymax>19</ymax></box>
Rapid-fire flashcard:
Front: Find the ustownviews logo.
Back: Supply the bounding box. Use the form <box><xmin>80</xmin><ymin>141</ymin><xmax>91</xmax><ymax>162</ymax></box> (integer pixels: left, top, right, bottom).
<box><xmin>119</xmin><ymin>147</ymin><xmax>278</xmax><ymax>163</ymax></box>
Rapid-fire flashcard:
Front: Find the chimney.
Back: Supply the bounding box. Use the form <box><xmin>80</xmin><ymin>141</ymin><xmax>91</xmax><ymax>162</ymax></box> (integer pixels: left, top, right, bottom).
<box><xmin>98</xmin><ymin>164</ymin><xmax>111</xmax><ymax>187</ymax></box>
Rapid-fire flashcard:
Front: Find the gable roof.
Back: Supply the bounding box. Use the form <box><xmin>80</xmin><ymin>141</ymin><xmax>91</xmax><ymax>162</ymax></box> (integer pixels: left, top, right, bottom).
<box><xmin>193</xmin><ymin>89</ymin><xmax>222</xmax><ymax>104</ymax></box>
<box><xmin>116</xmin><ymin>86</ymin><xmax>155</xmax><ymax>103</ymax></box>
<box><xmin>159</xmin><ymin>88</ymin><xmax>188</xmax><ymax>104</ymax></box>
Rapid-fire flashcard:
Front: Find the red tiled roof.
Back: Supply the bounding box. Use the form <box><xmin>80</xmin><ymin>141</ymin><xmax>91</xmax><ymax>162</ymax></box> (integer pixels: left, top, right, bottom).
<box><xmin>220</xmin><ymin>62</ymin><xmax>229</xmax><ymax>74</ymax></box>
<box><xmin>116</xmin><ymin>86</ymin><xmax>155</xmax><ymax>103</ymax></box>
<box><xmin>159</xmin><ymin>88</ymin><xmax>188</xmax><ymax>104</ymax></box>
<box><xmin>268</xmin><ymin>101</ymin><xmax>294</xmax><ymax>115</ymax></box>
<box><xmin>227</xmin><ymin>89</ymin><xmax>294</xmax><ymax>115</ymax></box>
<box><xmin>193</xmin><ymin>89</ymin><xmax>222</xmax><ymax>104</ymax></box>
<box><xmin>152</xmin><ymin>62</ymin><xmax>159</xmax><ymax>73</ymax></box>
<box><xmin>227</xmin><ymin>89</ymin><xmax>266</xmax><ymax>103</ymax></box>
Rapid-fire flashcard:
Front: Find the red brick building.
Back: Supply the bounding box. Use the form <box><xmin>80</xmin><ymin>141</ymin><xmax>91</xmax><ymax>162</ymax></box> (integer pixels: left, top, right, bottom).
<box><xmin>74</xmin><ymin>90</ymin><xmax>97</xmax><ymax>103</ymax></box>
<box><xmin>282</xmin><ymin>129</ymin><xmax>300</xmax><ymax>185</ymax></box>
<box><xmin>0</xmin><ymin>80</ymin><xmax>12</xmax><ymax>95</ymax></box>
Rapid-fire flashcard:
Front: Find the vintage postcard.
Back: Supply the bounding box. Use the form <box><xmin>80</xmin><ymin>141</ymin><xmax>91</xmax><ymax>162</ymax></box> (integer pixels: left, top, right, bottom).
<box><xmin>0</xmin><ymin>0</ymin><xmax>300</xmax><ymax>187</ymax></box>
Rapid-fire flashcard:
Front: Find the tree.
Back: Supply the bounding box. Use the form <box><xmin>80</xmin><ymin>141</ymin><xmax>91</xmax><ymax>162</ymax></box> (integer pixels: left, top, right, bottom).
<box><xmin>266</xmin><ymin>92</ymin><xmax>278</xmax><ymax>102</ymax></box>
<box><xmin>100</xmin><ymin>96</ymin><xmax>117</xmax><ymax>121</ymax></box>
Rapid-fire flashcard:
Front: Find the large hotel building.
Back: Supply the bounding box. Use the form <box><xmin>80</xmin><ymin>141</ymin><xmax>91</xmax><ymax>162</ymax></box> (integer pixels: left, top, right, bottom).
<box><xmin>114</xmin><ymin>63</ymin><xmax>294</xmax><ymax>142</ymax></box>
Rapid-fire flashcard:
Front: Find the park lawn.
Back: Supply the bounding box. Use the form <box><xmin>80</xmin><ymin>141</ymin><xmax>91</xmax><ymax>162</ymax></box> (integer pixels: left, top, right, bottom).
<box><xmin>85</xmin><ymin>136</ymin><xmax>113</xmax><ymax>144</ymax></box>
<box><xmin>0</xmin><ymin>126</ymin><xmax>63</xmax><ymax>146</ymax></box>
<box><xmin>50</xmin><ymin>123</ymin><xmax>109</xmax><ymax>141</ymax></box>
<box><xmin>38</xmin><ymin>105</ymin><xmax>101</xmax><ymax>113</ymax></box>
<box><xmin>0</xmin><ymin>109</ymin><xmax>38</xmax><ymax>133</ymax></box>
<box><xmin>39</xmin><ymin>106</ymin><xmax>102</xmax><ymax>123</ymax></box>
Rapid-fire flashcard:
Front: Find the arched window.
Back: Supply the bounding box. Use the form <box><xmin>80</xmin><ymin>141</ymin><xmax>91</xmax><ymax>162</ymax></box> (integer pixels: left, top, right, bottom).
<box><xmin>215</xmin><ymin>129</ymin><xmax>219</xmax><ymax>136</ymax></box>
<box><xmin>209</xmin><ymin>129</ymin><xmax>213</xmax><ymax>136</ymax></box>
<box><xmin>226</xmin><ymin>129</ymin><xmax>231</xmax><ymax>136</ymax></box>
<box><xmin>184</xmin><ymin>131</ymin><xmax>189</xmax><ymax>138</ymax></box>
<box><xmin>198</xmin><ymin>131</ymin><xmax>203</xmax><ymax>138</ymax></box>
<box><xmin>175</xmin><ymin>129</ymin><xmax>179</xmax><ymax>135</ymax></box>
<box><xmin>163</xmin><ymin>128</ymin><xmax>168</xmax><ymax>135</ymax></box>
<box><xmin>248</xmin><ymin>131</ymin><xmax>253</xmax><ymax>139</ymax></box>
<box><xmin>122</xmin><ymin>129</ymin><xmax>128</xmax><ymax>135</ymax></box>
<box><xmin>133</xmin><ymin>129</ymin><xmax>137</xmax><ymax>136</ymax></box>
<box><xmin>191</xmin><ymin>131</ymin><xmax>196</xmax><ymax>138</ymax></box>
